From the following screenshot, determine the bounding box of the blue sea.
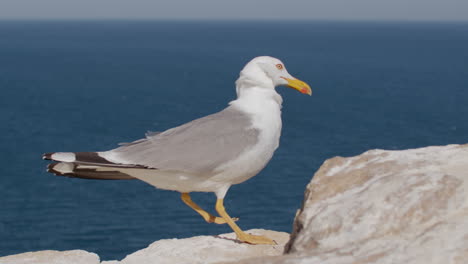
[0,21,467,260]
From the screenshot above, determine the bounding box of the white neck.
[233,71,283,107]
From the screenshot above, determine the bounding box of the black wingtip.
[43,153,53,160]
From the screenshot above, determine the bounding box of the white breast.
[211,88,283,186]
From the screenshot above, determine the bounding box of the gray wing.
[107,106,259,175]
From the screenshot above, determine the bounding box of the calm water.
[0,21,467,260]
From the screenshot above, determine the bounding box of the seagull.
[43,56,311,245]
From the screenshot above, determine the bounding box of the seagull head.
[237,56,312,96]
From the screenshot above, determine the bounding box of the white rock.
[119,229,289,264]
[0,230,287,264]
[0,250,100,264]
[237,144,468,264]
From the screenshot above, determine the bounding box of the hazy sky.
[1,0,467,21]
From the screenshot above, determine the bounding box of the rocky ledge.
[0,230,289,264]
[2,144,468,264]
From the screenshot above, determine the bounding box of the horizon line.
[0,18,467,23]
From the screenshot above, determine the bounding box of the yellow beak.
[282,77,312,95]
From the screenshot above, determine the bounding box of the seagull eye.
[276,64,283,70]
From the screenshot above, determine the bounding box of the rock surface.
[0,250,100,264]
[118,229,288,264]
[238,144,468,264]
[0,229,289,264]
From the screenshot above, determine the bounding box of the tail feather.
[47,162,136,180]
[43,151,148,168]
[43,153,53,160]
[43,151,147,180]
[43,152,114,164]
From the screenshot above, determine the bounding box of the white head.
[236,56,312,97]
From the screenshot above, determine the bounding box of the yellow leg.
[181,193,237,224]
[215,199,275,245]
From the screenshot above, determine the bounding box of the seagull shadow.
[213,235,244,244]
[213,235,278,245]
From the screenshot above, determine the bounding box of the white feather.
[51,152,76,162]
[52,162,74,174]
